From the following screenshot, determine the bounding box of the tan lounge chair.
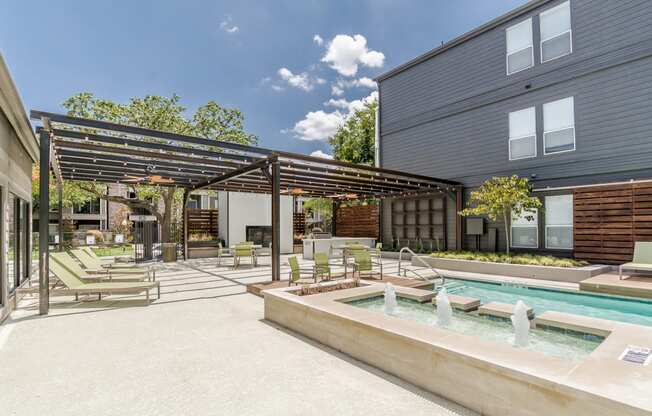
[80,246,135,267]
[49,255,160,301]
[620,242,652,280]
[71,249,152,279]
[51,252,150,282]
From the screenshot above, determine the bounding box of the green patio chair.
[49,255,159,301]
[313,252,332,281]
[343,244,368,277]
[352,250,383,280]
[288,256,317,286]
[370,242,383,260]
[51,252,149,283]
[217,242,233,266]
[620,242,652,280]
[233,244,254,269]
[71,249,151,278]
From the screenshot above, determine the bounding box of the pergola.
[31,110,462,315]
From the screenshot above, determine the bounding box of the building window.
[73,197,101,214]
[187,195,202,209]
[511,208,538,248]
[545,194,573,249]
[209,196,218,209]
[540,1,572,63]
[506,18,534,75]
[509,107,536,160]
[544,96,575,154]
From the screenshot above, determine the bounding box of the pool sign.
[619,345,651,366]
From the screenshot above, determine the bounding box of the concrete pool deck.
[0,257,476,416]
[264,282,652,415]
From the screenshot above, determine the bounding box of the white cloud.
[291,91,378,142]
[310,150,333,159]
[324,98,350,110]
[324,91,378,114]
[277,67,324,92]
[354,77,376,89]
[322,34,385,76]
[271,85,284,92]
[291,110,345,141]
[313,34,324,46]
[219,16,239,34]
[329,77,376,96]
[331,85,344,96]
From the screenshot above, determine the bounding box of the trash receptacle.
[162,243,177,263]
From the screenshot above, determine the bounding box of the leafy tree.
[459,175,542,255]
[35,93,257,243]
[328,100,376,165]
[302,198,333,231]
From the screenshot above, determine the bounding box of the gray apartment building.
[377,0,652,262]
[0,55,38,322]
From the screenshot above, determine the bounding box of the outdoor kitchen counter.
[302,237,375,260]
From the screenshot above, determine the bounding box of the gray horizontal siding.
[380,0,652,128]
[381,55,652,187]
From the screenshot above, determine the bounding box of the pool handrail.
[398,247,444,285]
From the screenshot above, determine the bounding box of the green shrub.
[430,251,588,268]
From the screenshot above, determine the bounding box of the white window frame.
[506,18,534,75]
[543,96,576,156]
[539,1,573,64]
[544,194,573,250]
[511,208,539,249]
[508,107,537,161]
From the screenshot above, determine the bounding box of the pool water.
[348,296,601,362]
[442,279,652,327]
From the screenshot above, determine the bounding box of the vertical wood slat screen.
[335,205,379,239]
[186,209,219,238]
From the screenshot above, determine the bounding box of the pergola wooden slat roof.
[30,109,461,315]
[31,110,460,199]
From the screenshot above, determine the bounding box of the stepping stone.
[433,294,481,312]
[478,301,534,320]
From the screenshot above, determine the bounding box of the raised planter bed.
[379,251,413,260]
[415,255,610,283]
[187,246,218,259]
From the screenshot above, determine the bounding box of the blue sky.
[1,0,527,157]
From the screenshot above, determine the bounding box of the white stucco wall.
[219,192,293,253]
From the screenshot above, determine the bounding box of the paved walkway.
[0,256,475,416]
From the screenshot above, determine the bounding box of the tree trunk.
[160,188,177,243]
[503,210,510,255]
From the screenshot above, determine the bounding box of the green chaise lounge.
[71,249,152,279]
[81,246,135,267]
[80,246,142,269]
[51,252,150,282]
[620,242,652,280]
[49,255,160,301]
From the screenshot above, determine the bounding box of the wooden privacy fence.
[335,204,379,239]
[574,182,652,264]
[186,208,219,238]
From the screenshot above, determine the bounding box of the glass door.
[6,192,16,294]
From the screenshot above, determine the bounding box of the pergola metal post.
[182,189,189,261]
[331,200,339,236]
[271,159,281,281]
[455,186,463,251]
[38,129,50,315]
[57,182,63,252]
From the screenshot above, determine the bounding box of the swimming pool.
[442,279,652,327]
[348,296,602,361]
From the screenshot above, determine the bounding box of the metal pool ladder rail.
[397,247,444,286]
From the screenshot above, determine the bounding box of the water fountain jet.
[511,300,531,347]
[436,287,453,327]
[384,283,397,315]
